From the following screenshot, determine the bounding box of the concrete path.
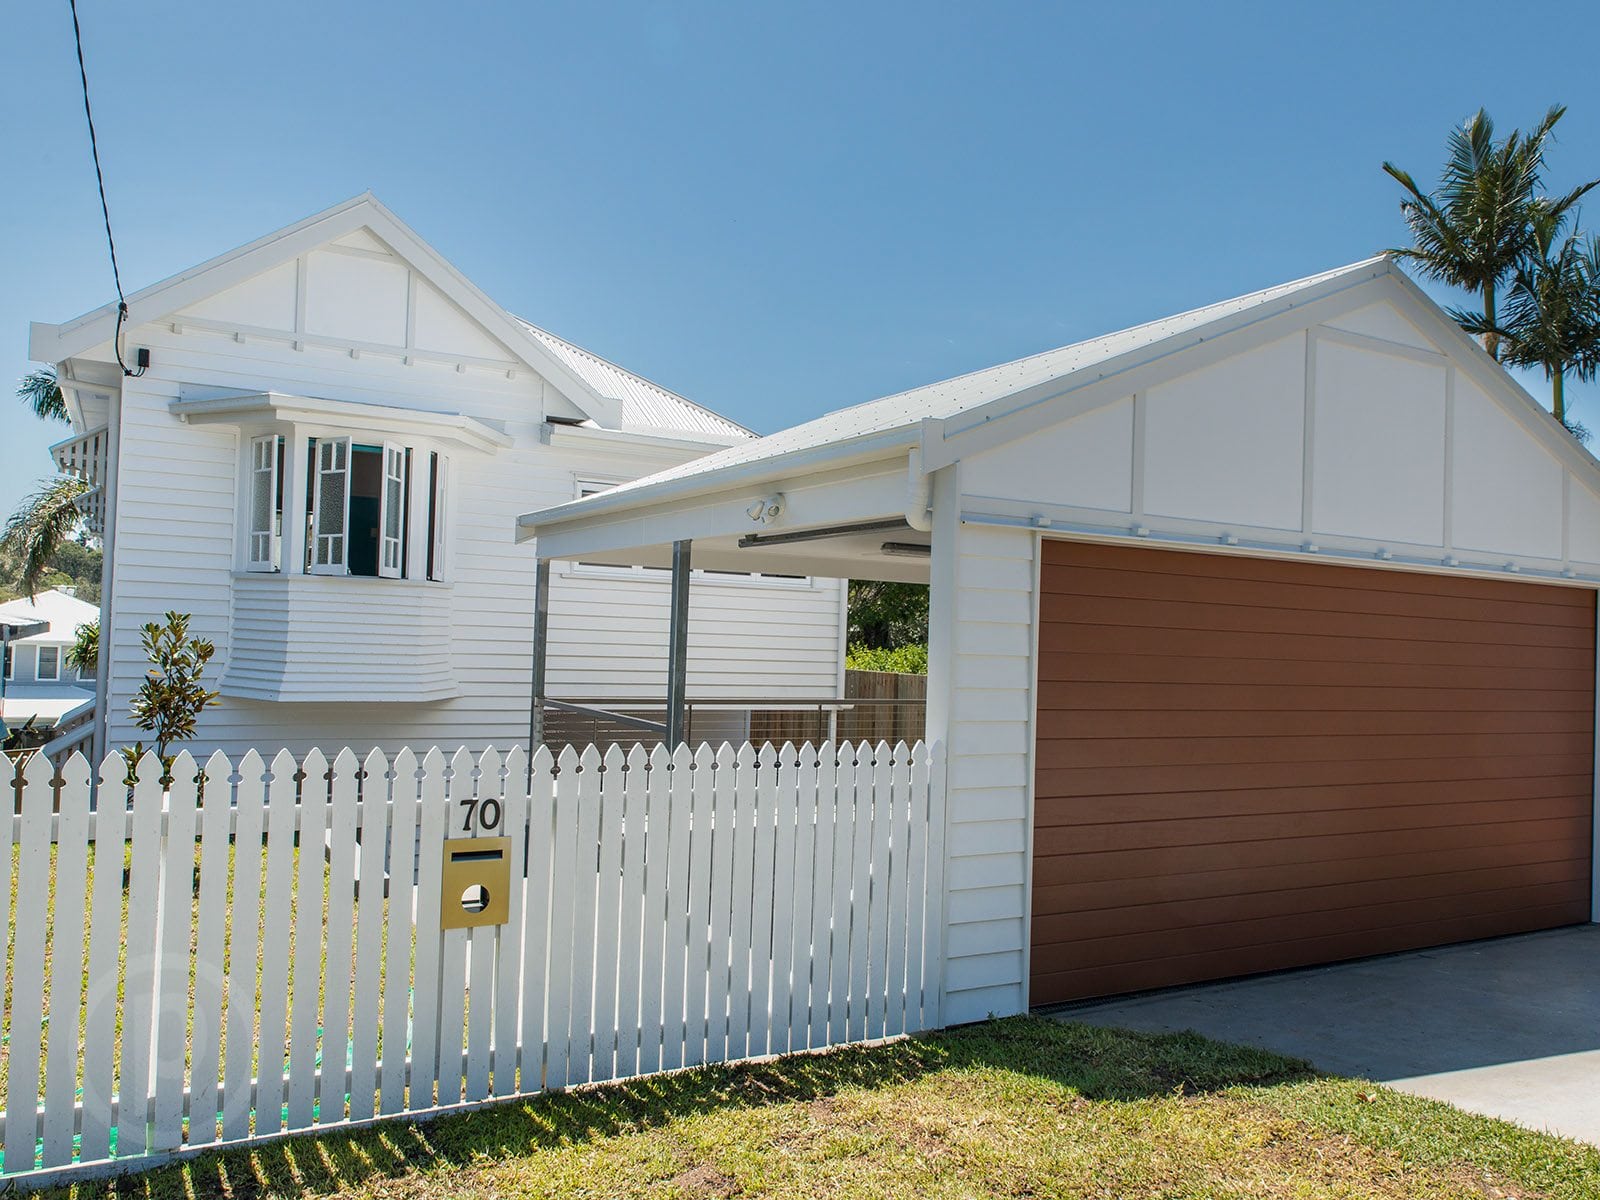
[1057,926,1600,1145]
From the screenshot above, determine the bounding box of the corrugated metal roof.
[514,318,752,442]
[0,589,99,644]
[546,258,1387,509]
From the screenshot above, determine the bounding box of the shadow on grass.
[56,1017,1314,1200]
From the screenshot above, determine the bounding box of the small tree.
[67,620,99,676]
[128,612,218,780]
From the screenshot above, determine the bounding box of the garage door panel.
[1037,730,1589,771]
[1042,623,1590,671]
[1035,774,1594,827]
[1033,793,1589,857]
[1031,879,1590,975]
[1040,560,1590,629]
[1049,707,1593,740]
[1032,540,1595,1004]
[1044,541,1597,607]
[1044,594,1594,649]
[1039,650,1591,692]
[1035,840,1588,915]
[1033,813,1589,888]
[1032,901,1587,1006]
[1038,751,1593,799]
[1032,859,1592,945]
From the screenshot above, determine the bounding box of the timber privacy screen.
[0,739,940,1185]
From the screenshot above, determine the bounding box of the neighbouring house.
[29,195,847,761]
[518,257,1600,1020]
[0,587,98,734]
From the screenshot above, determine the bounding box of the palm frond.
[17,369,68,423]
[0,477,89,598]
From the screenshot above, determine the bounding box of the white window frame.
[427,451,450,583]
[246,434,282,572]
[309,436,353,575]
[36,645,60,682]
[378,441,407,579]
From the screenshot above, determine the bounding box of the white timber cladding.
[957,294,1600,580]
[82,221,844,759]
[928,466,1036,1024]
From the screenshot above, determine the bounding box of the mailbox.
[440,836,511,930]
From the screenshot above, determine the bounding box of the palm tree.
[1460,209,1600,428]
[1,477,88,598]
[17,368,68,423]
[1383,106,1598,360]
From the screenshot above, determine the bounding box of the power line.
[67,0,144,377]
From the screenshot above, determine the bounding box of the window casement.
[2,644,11,680]
[243,432,449,582]
[247,434,285,571]
[36,645,60,682]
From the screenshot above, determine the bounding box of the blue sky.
[3,1,1598,518]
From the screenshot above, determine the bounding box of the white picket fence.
[0,739,940,1185]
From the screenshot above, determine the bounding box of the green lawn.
[38,1015,1600,1199]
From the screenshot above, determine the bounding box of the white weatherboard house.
[521,258,1600,1022]
[30,195,846,761]
[0,588,98,730]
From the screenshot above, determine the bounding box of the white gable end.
[178,258,299,330]
[956,289,1600,584]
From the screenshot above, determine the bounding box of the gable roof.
[0,589,99,644]
[28,193,721,432]
[515,319,751,442]
[517,256,1599,535]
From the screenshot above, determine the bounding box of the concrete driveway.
[1057,926,1600,1145]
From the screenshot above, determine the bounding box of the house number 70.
[459,795,503,834]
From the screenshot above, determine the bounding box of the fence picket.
[286,750,331,1130]
[41,755,90,1167]
[904,743,930,1031]
[464,747,501,1102]
[517,747,555,1094]
[768,744,800,1056]
[682,743,716,1068]
[787,744,819,1053]
[152,753,201,1151]
[704,743,737,1064]
[589,745,627,1082]
[826,744,858,1048]
[613,744,648,1078]
[256,750,302,1135]
[321,749,361,1124]
[4,753,56,1174]
[659,743,693,1071]
[410,747,449,1111]
[490,747,529,1097]
[2,736,938,1186]
[437,747,475,1107]
[187,752,234,1148]
[726,743,757,1060]
[221,751,268,1141]
[348,749,391,1121]
[116,759,167,1157]
[379,748,420,1116]
[544,746,580,1088]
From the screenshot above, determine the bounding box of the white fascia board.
[169,392,514,451]
[30,193,622,428]
[923,265,1396,470]
[515,428,923,540]
[526,459,910,559]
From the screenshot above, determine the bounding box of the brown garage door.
[1032,540,1595,1006]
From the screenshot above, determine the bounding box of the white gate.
[0,739,941,1184]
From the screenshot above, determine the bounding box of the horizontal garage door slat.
[1032,540,1595,1006]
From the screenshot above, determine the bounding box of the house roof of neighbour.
[518,257,1399,530]
[0,589,99,644]
[515,319,752,443]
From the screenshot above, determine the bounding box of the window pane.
[37,646,59,680]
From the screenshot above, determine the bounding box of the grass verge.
[37,1015,1600,1199]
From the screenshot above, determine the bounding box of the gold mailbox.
[440,837,511,930]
